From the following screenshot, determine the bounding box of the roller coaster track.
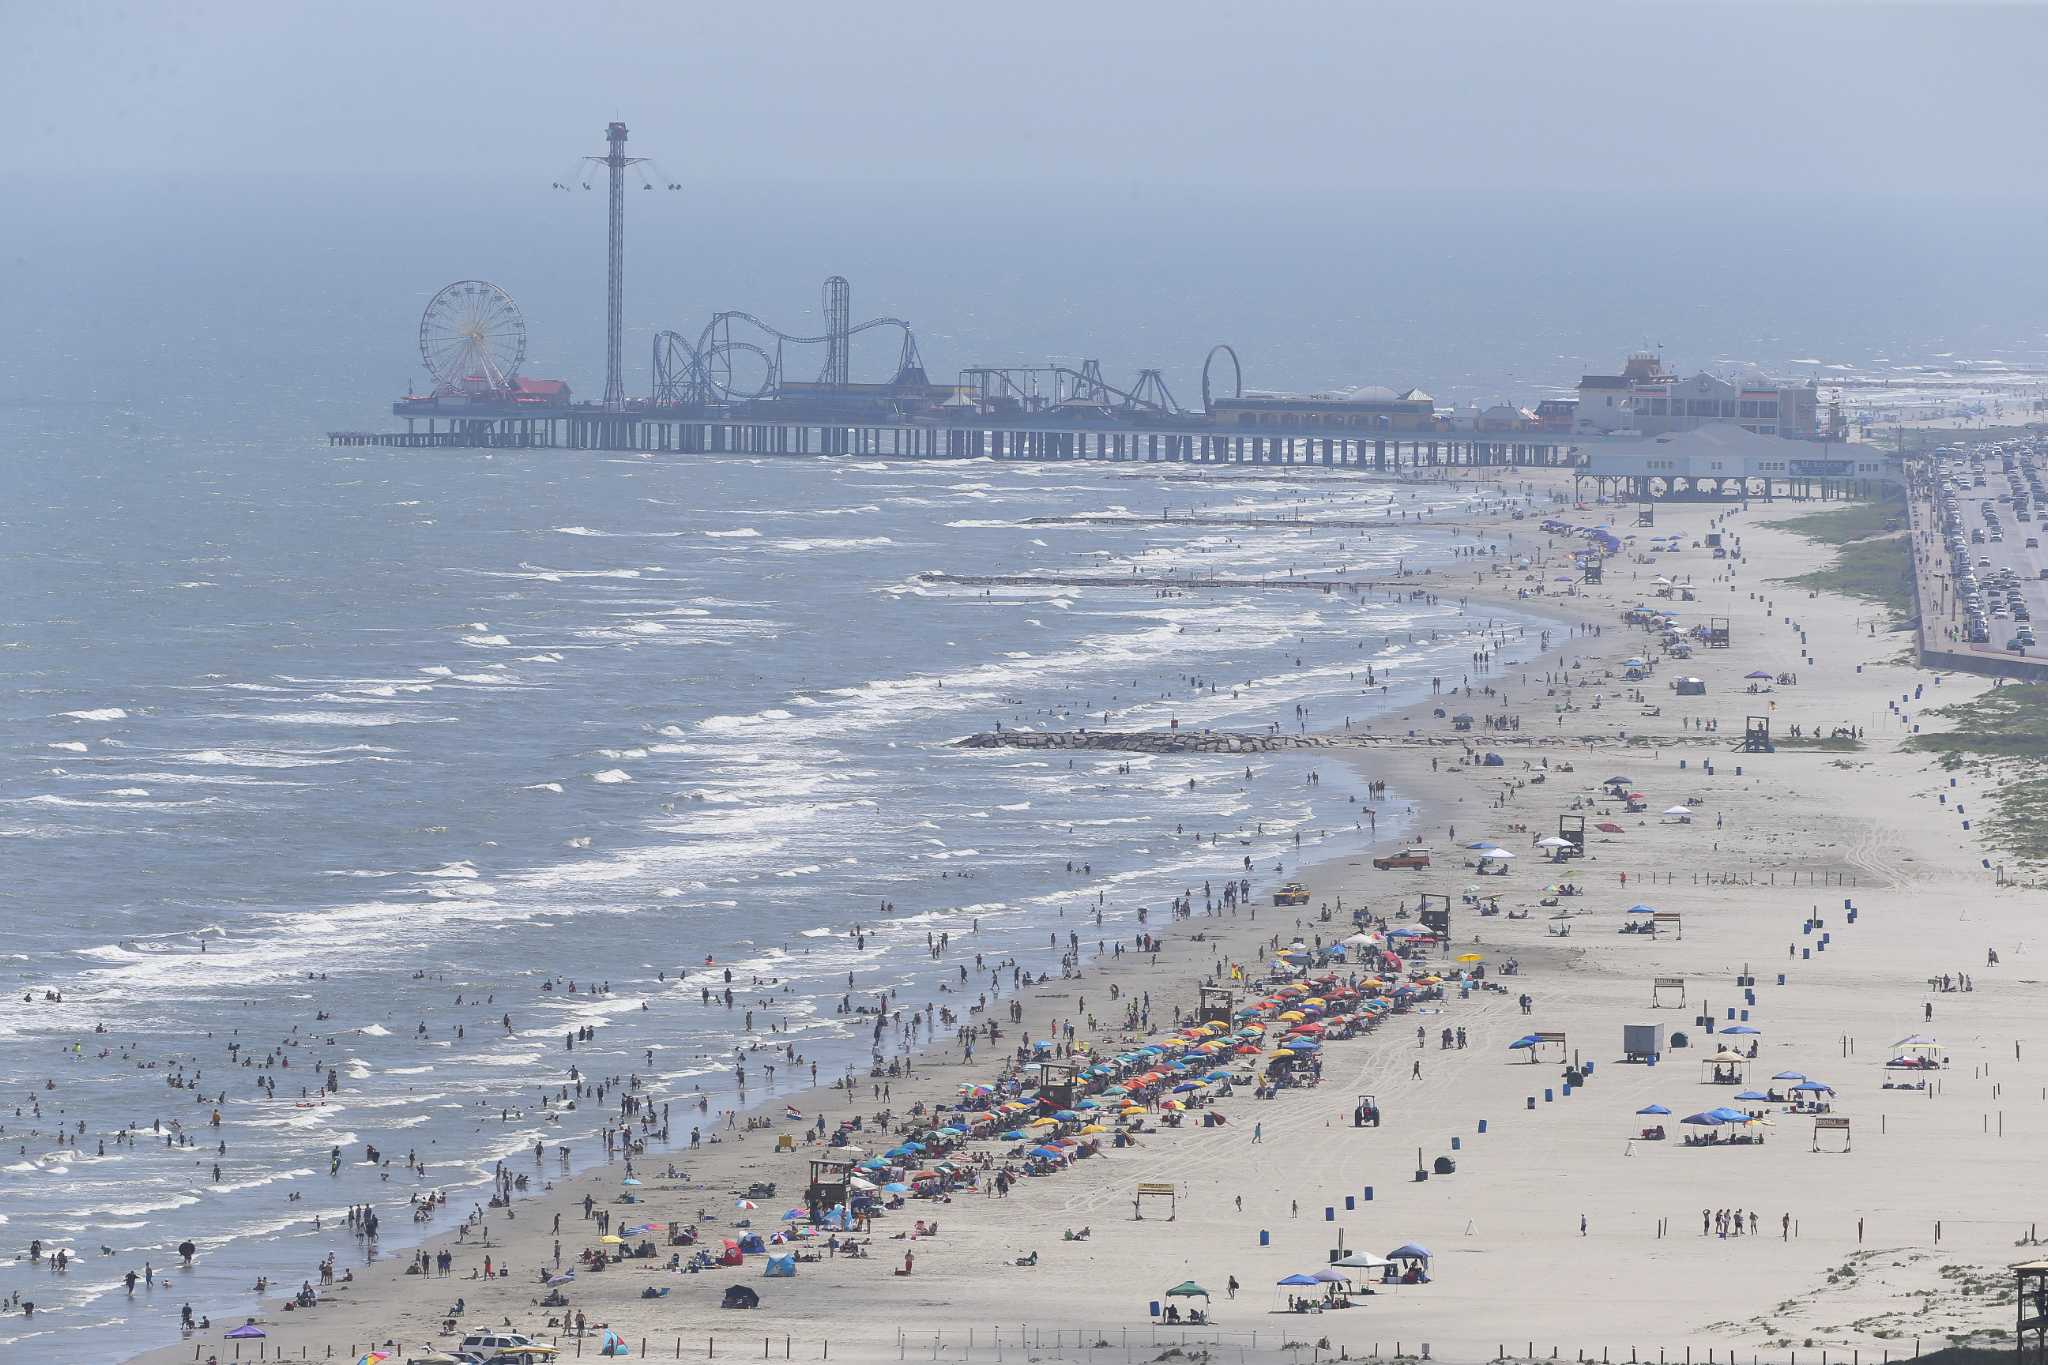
[652,311,924,405]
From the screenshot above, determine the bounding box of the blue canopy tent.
[763,1254,796,1278]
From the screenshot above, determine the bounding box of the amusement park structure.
[355,117,1584,473]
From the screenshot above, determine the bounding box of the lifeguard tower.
[2017,1259,2048,1365]
[806,1155,855,1213]
[1557,813,1586,856]
[1708,616,1732,648]
[1739,716,1775,753]
[1034,1057,1082,1110]
[1198,984,1237,1027]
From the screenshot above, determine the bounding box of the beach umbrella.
[734,1198,758,1210]
[1030,1146,1062,1159]
[1386,1244,1432,1262]
[600,1234,626,1244]
[1662,805,1693,816]
[1722,1025,1761,1035]
[850,1176,878,1192]
[781,1209,807,1221]
[883,1182,911,1193]
[621,1177,642,1186]
[357,1355,392,1365]
[1745,670,1774,679]
[1166,1280,1210,1298]
[1636,1104,1671,1115]
[225,1324,267,1340]
[546,1270,577,1287]
[1000,1129,1027,1140]
[1535,836,1573,849]
[1478,847,1515,859]
[1508,1036,1539,1050]
[1455,952,1484,963]
[1276,1273,1322,1286]
[1464,840,1497,849]
[1595,822,1625,834]
[1604,775,1633,785]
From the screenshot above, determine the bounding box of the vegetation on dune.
[1770,493,1914,617]
[1907,683,2048,860]
[1771,490,1907,547]
[1779,536,1914,616]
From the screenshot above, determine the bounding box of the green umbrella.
[1166,1280,1210,1298]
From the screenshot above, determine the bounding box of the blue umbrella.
[1386,1244,1432,1261]
[1508,1036,1539,1050]
[1282,1039,1320,1052]
[1722,1025,1760,1035]
[882,1182,910,1193]
[1029,1146,1062,1159]
[1636,1104,1671,1116]
[1000,1129,1027,1140]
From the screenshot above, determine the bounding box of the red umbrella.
[1596,821,1624,834]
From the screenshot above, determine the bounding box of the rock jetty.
[954,729,1335,754]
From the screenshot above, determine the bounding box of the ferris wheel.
[419,280,527,393]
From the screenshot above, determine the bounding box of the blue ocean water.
[0,180,2038,1359]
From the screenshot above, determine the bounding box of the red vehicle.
[1372,851,1431,871]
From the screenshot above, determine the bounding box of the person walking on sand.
[1251,1122,1263,1144]
[1412,1059,1421,1079]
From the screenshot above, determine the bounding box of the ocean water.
[0,426,1548,1357]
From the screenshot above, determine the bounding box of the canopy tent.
[1636,1104,1671,1116]
[1165,1281,1210,1299]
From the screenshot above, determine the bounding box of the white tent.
[1534,836,1572,849]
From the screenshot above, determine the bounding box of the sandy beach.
[122,470,2048,1365]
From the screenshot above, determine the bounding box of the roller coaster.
[649,276,1243,421]
[651,276,926,406]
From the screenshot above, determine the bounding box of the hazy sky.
[8,1,2044,192]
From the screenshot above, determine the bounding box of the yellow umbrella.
[1080,1123,1108,1134]
[1029,1116,1057,1127]
[599,1234,625,1244]
[1455,953,1484,963]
